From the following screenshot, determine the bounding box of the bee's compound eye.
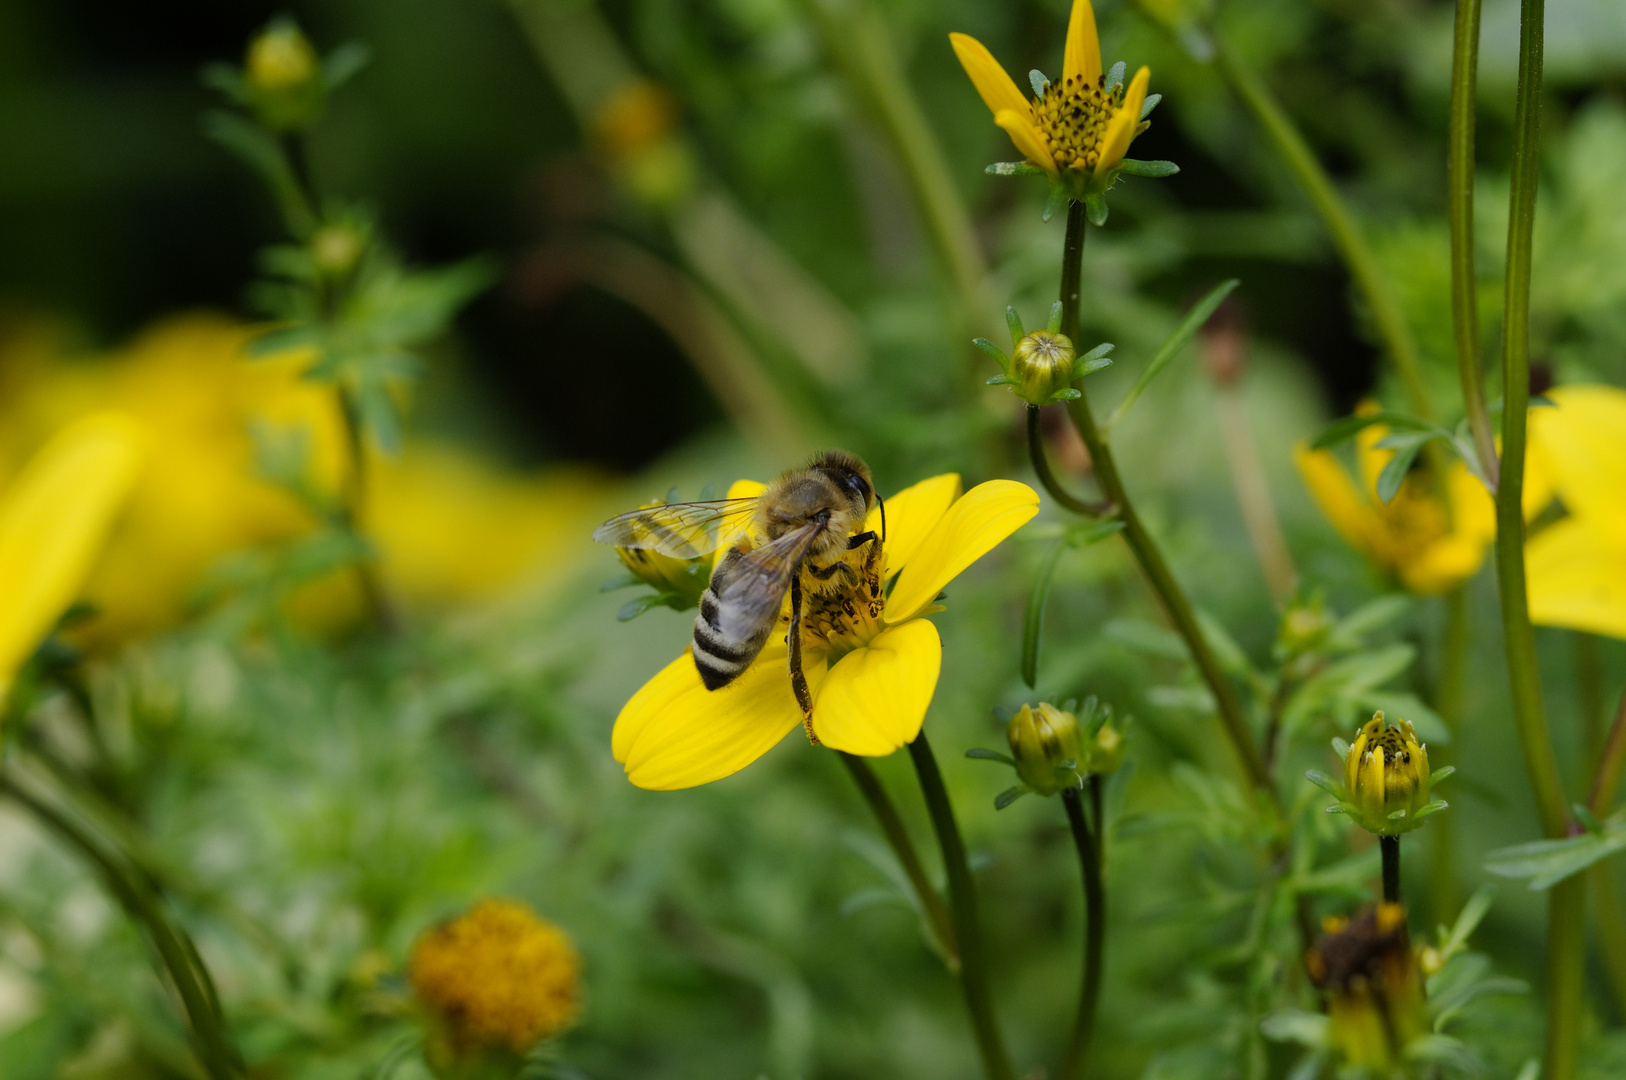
[845,471,870,500]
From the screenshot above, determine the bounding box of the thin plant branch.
[1449,0,1499,484]
[1026,406,1111,517]
[1057,780,1105,1080]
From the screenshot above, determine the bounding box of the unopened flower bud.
[1344,712,1435,836]
[1009,330,1076,406]
[1007,702,1082,795]
[245,19,325,131]
[1087,720,1126,775]
[1305,902,1427,1069]
[311,223,364,276]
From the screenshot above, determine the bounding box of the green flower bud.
[1305,903,1427,1070]
[1007,702,1082,795]
[312,223,365,277]
[1009,330,1076,406]
[1086,720,1126,775]
[245,19,325,131]
[1310,711,1450,837]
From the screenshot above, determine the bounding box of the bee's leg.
[846,530,879,550]
[788,573,818,744]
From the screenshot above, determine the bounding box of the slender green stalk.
[1026,405,1109,517]
[0,765,237,1079]
[1448,0,1498,483]
[1057,203,1272,795]
[1211,38,1433,422]
[837,752,959,968]
[1586,688,1626,819]
[1496,0,1581,1071]
[1429,589,1469,926]
[906,732,1014,1080]
[334,387,397,631]
[1577,633,1605,781]
[1380,836,1401,905]
[1058,780,1105,1080]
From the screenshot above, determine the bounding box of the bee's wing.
[714,519,826,642]
[591,498,760,559]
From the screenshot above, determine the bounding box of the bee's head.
[811,450,875,512]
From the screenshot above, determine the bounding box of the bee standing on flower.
[593,451,884,739]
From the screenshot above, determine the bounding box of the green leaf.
[1066,519,1125,547]
[1108,279,1239,427]
[203,110,315,237]
[1375,434,1429,502]
[966,748,1016,765]
[1260,1009,1329,1047]
[1484,826,1626,889]
[987,161,1050,177]
[1117,159,1179,178]
[245,324,320,358]
[1438,886,1496,960]
[1140,93,1162,119]
[1328,594,1412,646]
[986,374,1017,386]
[1195,608,1253,677]
[323,42,372,91]
[617,595,664,621]
[1309,410,1439,450]
[1104,619,1187,661]
[1083,193,1108,226]
[994,786,1029,810]
[1022,538,1069,688]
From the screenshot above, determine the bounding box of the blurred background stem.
[1057,203,1272,796]
[0,760,238,1080]
[838,752,959,968]
[1494,0,1582,1071]
[1430,588,1469,926]
[1448,0,1498,483]
[1057,779,1104,1080]
[1589,687,1626,1019]
[1210,36,1434,424]
[906,731,1014,1080]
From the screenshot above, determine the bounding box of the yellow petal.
[0,413,146,701]
[812,620,941,755]
[1293,442,1381,562]
[1352,404,1390,500]
[885,480,1039,623]
[1398,534,1485,595]
[717,478,766,567]
[994,110,1057,174]
[1063,0,1103,89]
[1095,66,1149,176]
[1445,459,1497,542]
[949,33,1032,122]
[614,641,821,790]
[1529,385,1626,531]
[1527,520,1626,641]
[865,473,962,580]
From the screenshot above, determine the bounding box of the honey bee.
[593,451,885,734]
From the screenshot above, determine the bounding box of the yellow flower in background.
[1304,903,1428,1070]
[0,315,603,641]
[0,413,145,705]
[1524,384,1626,639]
[410,899,581,1069]
[1294,405,1494,594]
[613,474,1039,789]
[951,0,1151,188]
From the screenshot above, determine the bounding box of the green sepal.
[1414,800,1450,820]
[1047,388,1082,401]
[1430,765,1457,785]
[1117,159,1180,178]
[1046,300,1065,334]
[1084,193,1108,226]
[1332,736,1352,759]
[987,161,1050,177]
[986,374,1018,386]
[1305,770,1343,798]
[1076,356,1112,376]
[618,595,665,621]
[973,337,1009,365]
[1005,306,1025,347]
[966,747,1016,766]
[994,786,1030,810]
[1104,61,1126,93]
[1042,186,1070,222]
[599,573,642,593]
[1029,69,1049,99]
[1140,93,1162,119]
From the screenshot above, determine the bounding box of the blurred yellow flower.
[0,412,145,705]
[1294,405,1494,594]
[613,474,1038,789]
[1305,903,1428,1070]
[0,315,603,640]
[410,898,581,1067]
[951,0,1151,187]
[1524,384,1626,639]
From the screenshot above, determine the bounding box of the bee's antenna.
[877,493,887,543]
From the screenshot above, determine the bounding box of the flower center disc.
[1034,76,1116,171]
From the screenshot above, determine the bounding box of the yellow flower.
[0,413,145,705]
[1305,903,1428,1070]
[1338,712,1442,837]
[950,0,1152,189]
[1523,384,1626,640]
[410,899,582,1068]
[613,474,1040,789]
[1294,404,1494,594]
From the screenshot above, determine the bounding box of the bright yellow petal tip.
[867,473,962,580]
[885,480,1039,623]
[1063,0,1104,90]
[812,620,942,756]
[949,33,1032,123]
[1096,66,1150,176]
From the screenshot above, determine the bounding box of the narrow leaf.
[1117,159,1180,178]
[1022,538,1069,688]
[1109,279,1239,426]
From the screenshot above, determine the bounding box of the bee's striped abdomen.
[693,550,775,690]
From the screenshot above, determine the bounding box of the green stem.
[1577,632,1605,783]
[1380,836,1401,905]
[1586,687,1626,819]
[1057,203,1272,796]
[1448,0,1498,483]
[1026,405,1109,517]
[1211,37,1433,422]
[1593,865,1626,1023]
[1429,589,1469,926]
[0,763,237,1078]
[1057,781,1105,1080]
[837,752,959,968]
[1023,536,1069,690]
[906,732,1014,1080]
[336,386,397,631]
[1496,0,1580,1071]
